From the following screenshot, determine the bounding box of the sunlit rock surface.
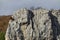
[5,8,60,40]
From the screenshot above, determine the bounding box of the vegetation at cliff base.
[0,32,5,40]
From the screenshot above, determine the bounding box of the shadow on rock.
[48,10,60,40]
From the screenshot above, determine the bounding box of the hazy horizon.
[0,0,60,15]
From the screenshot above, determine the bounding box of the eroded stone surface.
[5,8,60,40]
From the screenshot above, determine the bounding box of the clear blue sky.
[0,0,60,15]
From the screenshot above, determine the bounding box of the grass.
[0,32,5,40]
[0,15,11,40]
[0,15,11,32]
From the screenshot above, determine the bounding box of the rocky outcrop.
[5,8,60,40]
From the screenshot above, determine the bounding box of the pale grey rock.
[12,8,28,23]
[5,8,60,40]
[32,9,52,40]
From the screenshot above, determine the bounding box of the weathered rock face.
[5,8,60,40]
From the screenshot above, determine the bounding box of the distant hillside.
[0,15,11,32]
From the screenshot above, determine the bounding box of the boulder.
[5,8,60,40]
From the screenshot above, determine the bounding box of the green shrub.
[0,32,5,40]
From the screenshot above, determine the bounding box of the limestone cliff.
[5,8,60,40]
